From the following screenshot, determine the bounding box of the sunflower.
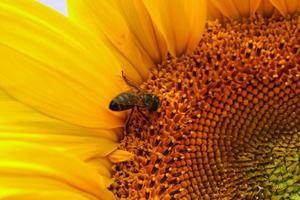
[0,0,299,200]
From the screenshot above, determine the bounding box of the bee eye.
[143,94,159,111]
[150,96,160,111]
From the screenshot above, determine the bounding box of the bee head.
[143,94,160,112]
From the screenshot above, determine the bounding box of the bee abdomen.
[109,100,123,111]
[109,92,136,111]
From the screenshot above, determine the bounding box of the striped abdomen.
[109,92,143,111]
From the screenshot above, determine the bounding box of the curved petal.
[269,0,300,16]
[2,191,95,200]
[108,150,133,163]
[67,0,154,82]
[0,141,115,200]
[143,0,207,57]
[0,0,126,129]
[211,0,262,19]
[257,0,276,17]
[116,0,168,64]
[86,158,112,177]
[207,1,224,20]
[0,90,117,177]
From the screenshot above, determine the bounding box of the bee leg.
[125,108,135,135]
[137,107,150,122]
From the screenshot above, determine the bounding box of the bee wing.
[126,90,146,107]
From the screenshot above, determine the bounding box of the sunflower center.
[109,14,300,199]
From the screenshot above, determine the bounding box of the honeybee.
[109,71,160,133]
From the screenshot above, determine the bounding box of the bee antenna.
[121,70,128,81]
[120,70,141,91]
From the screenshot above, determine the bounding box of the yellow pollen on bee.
[109,14,300,199]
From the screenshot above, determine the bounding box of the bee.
[109,71,160,133]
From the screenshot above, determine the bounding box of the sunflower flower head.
[109,13,300,200]
[106,1,300,199]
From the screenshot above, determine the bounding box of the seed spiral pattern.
[109,14,300,199]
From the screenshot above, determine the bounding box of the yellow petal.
[0,141,114,200]
[0,89,118,169]
[0,90,118,140]
[66,141,118,161]
[67,0,153,82]
[2,191,94,200]
[211,0,261,19]
[257,0,276,17]
[144,0,207,57]
[210,0,240,19]
[116,0,168,64]
[0,0,125,129]
[108,150,134,163]
[207,1,224,20]
[87,158,112,177]
[269,0,300,16]
[0,85,117,181]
